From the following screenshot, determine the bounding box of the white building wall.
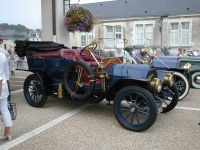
[41,0,70,47]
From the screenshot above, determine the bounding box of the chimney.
[26,28,30,34]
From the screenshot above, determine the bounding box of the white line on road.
[175,106,200,111]
[0,104,91,150]
[11,89,23,94]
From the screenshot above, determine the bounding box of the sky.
[0,0,114,30]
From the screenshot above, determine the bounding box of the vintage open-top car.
[14,40,178,132]
[124,44,192,100]
[125,44,200,89]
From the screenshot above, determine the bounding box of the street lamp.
[157,18,162,32]
[157,16,163,45]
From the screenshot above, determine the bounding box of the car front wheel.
[113,86,157,132]
[191,72,200,88]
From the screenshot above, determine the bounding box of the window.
[170,22,190,46]
[170,23,179,46]
[136,25,143,44]
[106,26,123,47]
[135,24,153,45]
[181,22,190,46]
[80,30,94,47]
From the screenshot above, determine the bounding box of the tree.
[0,23,28,32]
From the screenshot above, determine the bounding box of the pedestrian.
[154,48,162,56]
[16,56,24,69]
[183,49,187,56]
[114,45,132,63]
[0,35,11,101]
[8,48,16,76]
[132,47,148,64]
[113,39,132,63]
[0,52,13,141]
[177,48,184,56]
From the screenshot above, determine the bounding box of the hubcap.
[195,76,200,84]
[130,105,138,113]
[130,107,135,112]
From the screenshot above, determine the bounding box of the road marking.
[0,104,91,150]
[11,89,23,94]
[175,106,200,111]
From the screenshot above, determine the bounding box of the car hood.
[152,56,180,69]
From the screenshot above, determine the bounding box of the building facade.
[65,0,200,53]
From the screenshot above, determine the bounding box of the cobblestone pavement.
[0,71,199,150]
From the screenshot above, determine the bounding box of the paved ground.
[0,71,199,150]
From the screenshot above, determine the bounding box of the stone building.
[67,0,200,53]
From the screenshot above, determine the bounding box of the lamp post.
[157,16,163,46]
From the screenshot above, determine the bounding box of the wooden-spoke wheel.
[23,74,47,107]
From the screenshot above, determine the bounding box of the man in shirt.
[132,47,148,64]
[114,45,132,63]
[0,35,11,101]
[154,48,162,56]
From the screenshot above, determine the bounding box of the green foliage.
[0,23,27,32]
[25,37,29,41]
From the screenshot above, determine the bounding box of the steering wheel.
[80,43,97,56]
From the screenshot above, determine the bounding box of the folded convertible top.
[14,40,66,57]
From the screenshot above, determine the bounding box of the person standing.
[177,48,184,56]
[114,39,133,63]
[154,48,162,56]
[0,35,11,101]
[0,53,13,141]
[114,46,133,63]
[132,47,148,64]
[16,56,24,69]
[8,48,16,76]
[183,49,187,56]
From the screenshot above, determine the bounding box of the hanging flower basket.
[64,6,95,32]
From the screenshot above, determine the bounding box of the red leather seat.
[81,52,101,68]
[60,48,82,60]
[60,48,101,68]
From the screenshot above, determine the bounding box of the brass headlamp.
[150,78,162,93]
[164,74,174,87]
[97,62,106,74]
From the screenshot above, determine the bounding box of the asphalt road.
[0,86,199,150]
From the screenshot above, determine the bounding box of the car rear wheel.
[173,72,190,100]
[23,74,47,107]
[191,72,200,88]
[113,86,157,132]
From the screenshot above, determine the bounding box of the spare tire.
[63,61,96,100]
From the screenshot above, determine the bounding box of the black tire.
[63,61,96,100]
[23,74,47,107]
[155,84,178,113]
[191,72,200,88]
[113,86,157,132]
[173,72,190,100]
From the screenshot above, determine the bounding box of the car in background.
[125,44,200,89]
[124,45,171,56]
[187,50,200,57]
